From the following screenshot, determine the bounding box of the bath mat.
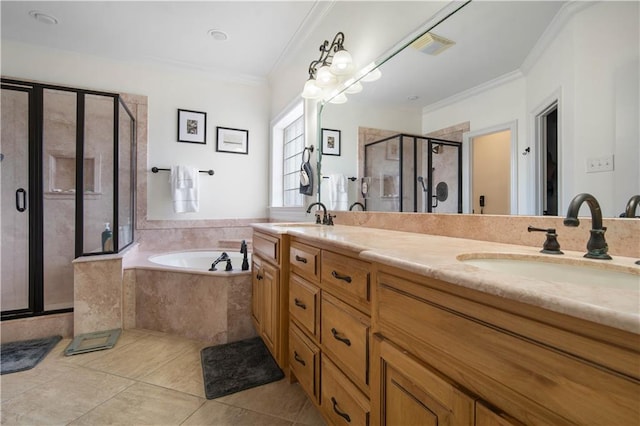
[64,329,121,356]
[201,336,284,399]
[0,335,62,375]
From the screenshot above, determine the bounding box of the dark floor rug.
[0,335,62,375]
[201,336,284,399]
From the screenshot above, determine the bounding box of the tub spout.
[240,240,249,271]
[209,252,230,271]
[563,193,611,260]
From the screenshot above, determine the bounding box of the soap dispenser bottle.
[102,222,113,252]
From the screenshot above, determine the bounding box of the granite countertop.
[253,223,640,334]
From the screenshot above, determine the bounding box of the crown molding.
[520,1,595,75]
[422,69,524,114]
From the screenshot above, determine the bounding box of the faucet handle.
[326,214,336,226]
[527,226,563,255]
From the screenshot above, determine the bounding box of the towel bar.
[151,167,214,175]
[322,176,357,181]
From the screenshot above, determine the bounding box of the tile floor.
[0,329,326,425]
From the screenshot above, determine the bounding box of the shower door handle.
[16,188,27,212]
[431,195,438,209]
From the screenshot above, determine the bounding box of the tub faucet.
[209,252,230,271]
[563,193,611,260]
[349,202,365,211]
[621,195,640,218]
[240,240,249,271]
[306,202,334,225]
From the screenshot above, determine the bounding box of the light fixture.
[302,32,354,100]
[344,81,363,95]
[29,10,59,25]
[330,93,348,104]
[207,29,228,41]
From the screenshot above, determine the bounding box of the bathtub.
[123,249,256,343]
[149,250,250,272]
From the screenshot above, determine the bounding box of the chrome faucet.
[621,195,640,218]
[349,202,365,211]
[306,202,334,225]
[563,193,611,259]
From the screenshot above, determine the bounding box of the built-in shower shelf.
[47,152,101,196]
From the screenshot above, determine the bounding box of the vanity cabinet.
[371,335,475,426]
[372,264,640,425]
[251,231,289,369]
[288,237,372,424]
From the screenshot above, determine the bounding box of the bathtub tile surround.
[135,269,255,343]
[0,328,325,425]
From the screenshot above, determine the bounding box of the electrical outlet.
[586,155,614,173]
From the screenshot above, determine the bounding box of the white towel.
[170,165,199,213]
[328,174,349,211]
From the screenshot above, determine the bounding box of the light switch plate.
[586,155,614,173]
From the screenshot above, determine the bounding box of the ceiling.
[352,1,567,110]
[1,1,321,82]
[2,1,567,108]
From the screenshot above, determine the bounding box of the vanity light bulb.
[329,92,348,104]
[301,79,323,99]
[330,49,354,76]
[316,65,337,88]
[344,81,363,94]
[361,67,382,82]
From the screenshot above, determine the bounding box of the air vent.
[411,32,455,56]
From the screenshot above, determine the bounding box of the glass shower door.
[429,140,462,213]
[1,86,31,312]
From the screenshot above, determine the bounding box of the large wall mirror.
[318,0,639,218]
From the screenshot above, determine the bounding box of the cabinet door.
[251,257,263,328]
[261,261,279,357]
[373,336,474,426]
[476,402,524,426]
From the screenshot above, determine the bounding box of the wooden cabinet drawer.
[321,250,370,309]
[290,323,320,404]
[290,241,320,282]
[289,274,319,337]
[253,232,279,265]
[321,356,370,426]
[321,293,370,391]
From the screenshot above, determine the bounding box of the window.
[271,101,304,208]
[282,116,304,207]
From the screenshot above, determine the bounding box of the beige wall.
[472,130,511,215]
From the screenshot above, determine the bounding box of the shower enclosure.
[1,78,135,320]
[363,134,462,213]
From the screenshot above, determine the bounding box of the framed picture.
[216,126,249,154]
[322,128,341,156]
[177,109,207,144]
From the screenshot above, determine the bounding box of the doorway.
[462,121,518,215]
[536,103,559,215]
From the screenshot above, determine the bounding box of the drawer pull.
[331,397,351,423]
[331,270,352,283]
[331,328,351,346]
[293,351,306,366]
[256,273,263,280]
[295,255,308,264]
[294,298,307,309]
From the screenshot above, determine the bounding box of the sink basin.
[458,254,640,289]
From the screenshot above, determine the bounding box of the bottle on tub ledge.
[101,222,113,252]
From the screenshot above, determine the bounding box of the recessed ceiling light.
[207,29,228,41]
[28,10,59,25]
[408,95,419,101]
